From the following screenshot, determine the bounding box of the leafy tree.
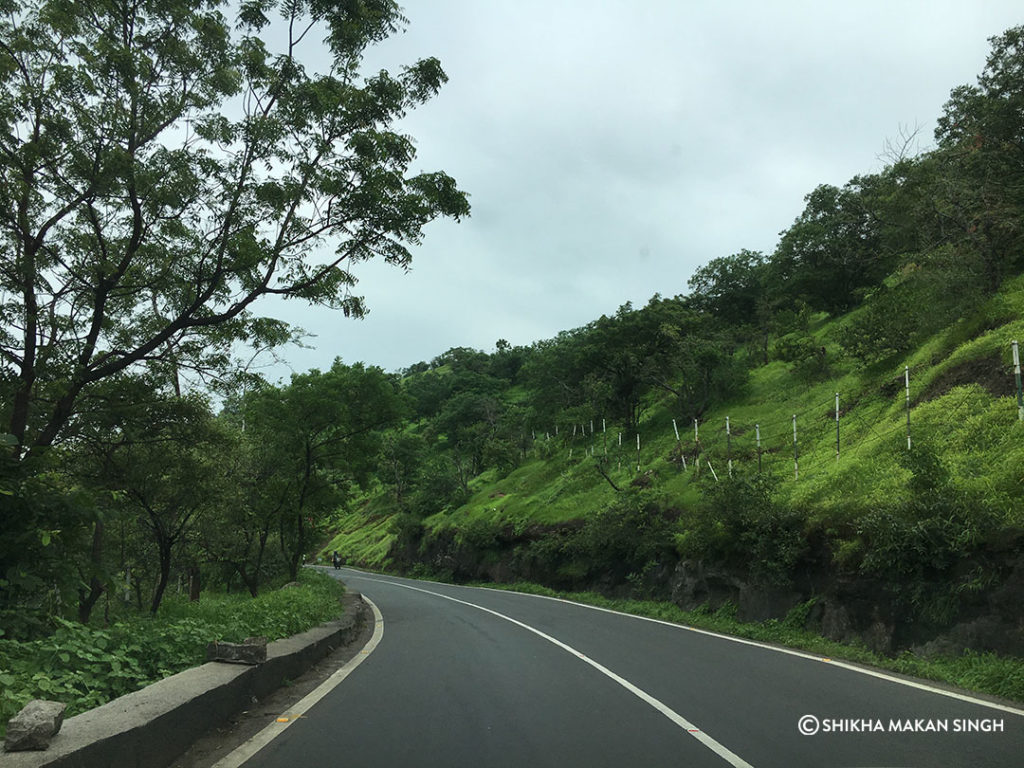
[409,454,466,517]
[934,25,1024,290]
[378,430,425,508]
[403,370,454,419]
[687,249,767,328]
[857,441,1001,624]
[198,412,289,596]
[430,347,491,375]
[0,449,92,636]
[489,339,528,383]
[518,296,745,429]
[0,0,466,591]
[0,0,467,456]
[677,475,805,585]
[433,391,502,482]
[99,394,227,613]
[769,182,887,313]
[518,329,590,427]
[567,490,675,586]
[246,360,403,579]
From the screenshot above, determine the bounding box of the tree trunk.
[237,563,259,597]
[188,565,201,602]
[150,538,172,614]
[77,519,105,623]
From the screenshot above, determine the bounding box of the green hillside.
[320,26,1024,669]
[326,274,1024,577]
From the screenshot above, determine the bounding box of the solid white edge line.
[468,585,1024,719]
[211,596,385,768]
[342,567,1024,719]
[356,575,755,768]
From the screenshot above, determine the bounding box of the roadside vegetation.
[0,570,344,739]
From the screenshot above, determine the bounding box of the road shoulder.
[169,590,373,768]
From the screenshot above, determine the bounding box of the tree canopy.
[0,0,469,457]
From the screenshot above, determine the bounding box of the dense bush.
[835,247,987,365]
[0,570,343,737]
[772,334,830,381]
[676,475,807,585]
[855,442,1003,623]
[566,490,675,584]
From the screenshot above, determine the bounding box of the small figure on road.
[332,551,341,569]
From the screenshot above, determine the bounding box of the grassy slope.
[325,274,1024,566]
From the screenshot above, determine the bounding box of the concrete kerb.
[0,592,368,768]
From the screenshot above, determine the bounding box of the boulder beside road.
[4,700,66,752]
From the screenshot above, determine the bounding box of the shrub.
[772,334,829,381]
[856,442,1003,623]
[0,570,343,738]
[677,474,806,585]
[567,490,675,583]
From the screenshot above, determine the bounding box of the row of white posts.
[544,341,1024,479]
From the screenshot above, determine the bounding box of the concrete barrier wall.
[0,594,367,768]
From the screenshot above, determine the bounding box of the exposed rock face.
[4,699,66,752]
[384,511,1024,659]
[206,636,268,665]
[737,584,803,624]
[670,560,903,653]
[669,560,744,612]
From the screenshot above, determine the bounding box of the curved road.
[230,568,1023,767]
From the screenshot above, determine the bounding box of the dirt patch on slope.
[918,353,1015,403]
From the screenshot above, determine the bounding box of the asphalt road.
[235,569,1024,767]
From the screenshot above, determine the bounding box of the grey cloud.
[257,0,1024,379]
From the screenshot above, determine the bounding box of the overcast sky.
[258,0,1023,381]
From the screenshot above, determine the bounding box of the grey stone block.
[4,700,66,752]
[206,636,268,665]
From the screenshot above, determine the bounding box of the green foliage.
[1,0,467,456]
[504,490,676,588]
[0,570,342,738]
[0,454,98,637]
[0,0,467,609]
[769,181,892,314]
[677,475,807,585]
[568,490,675,583]
[411,455,469,516]
[687,249,767,327]
[241,360,405,580]
[771,334,829,381]
[855,442,1003,623]
[388,512,425,551]
[835,247,988,365]
[935,26,1024,290]
[891,650,1024,703]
